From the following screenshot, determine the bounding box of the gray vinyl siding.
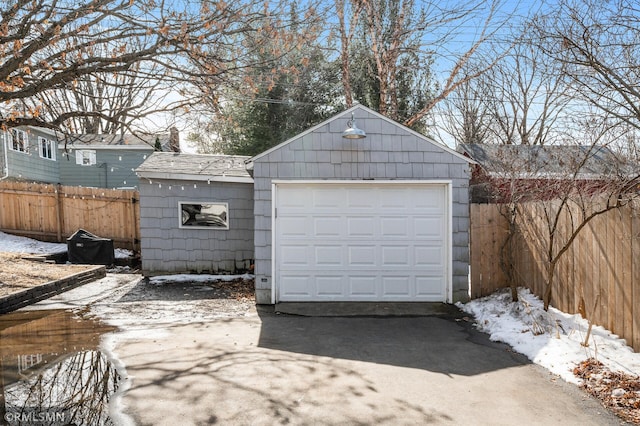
[252,107,471,304]
[59,148,151,188]
[1,128,59,183]
[139,179,254,275]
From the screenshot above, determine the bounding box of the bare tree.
[332,0,516,128]
[0,0,312,135]
[441,24,573,147]
[483,39,573,146]
[533,0,640,135]
[438,70,493,146]
[401,0,514,128]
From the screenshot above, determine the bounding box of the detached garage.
[248,105,473,305]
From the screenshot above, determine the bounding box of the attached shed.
[136,152,254,276]
[248,105,473,304]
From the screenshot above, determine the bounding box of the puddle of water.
[0,309,119,425]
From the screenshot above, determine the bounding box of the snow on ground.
[149,273,254,284]
[3,231,640,387]
[459,288,640,385]
[0,230,132,258]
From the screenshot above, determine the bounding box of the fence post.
[130,195,139,252]
[632,204,640,352]
[55,184,64,242]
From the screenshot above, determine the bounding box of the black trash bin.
[67,229,115,265]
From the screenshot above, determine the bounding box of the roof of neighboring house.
[58,133,168,150]
[457,143,629,179]
[136,152,253,183]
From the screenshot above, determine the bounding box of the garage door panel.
[415,276,446,297]
[280,245,310,266]
[414,188,444,208]
[278,188,312,210]
[349,276,378,296]
[378,188,409,208]
[280,276,313,297]
[382,276,411,296]
[347,189,376,208]
[315,245,343,266]
[415,246,445,266]
[315,276,343,296]
[381,246,410,266]
[276,183,449,302]
[381,217,409,237]
[279,217,309,237]
[348,246,377,266]
[314,217,342,236]
[414,217,445,239]
[347,217,376,237]
[314,188,344,208]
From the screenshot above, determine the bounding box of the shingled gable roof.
[136,152,253,183]
[457,143,629,180]
[247,104,474,165]
[58,133,168,149]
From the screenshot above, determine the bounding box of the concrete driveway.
[114,305,620,425]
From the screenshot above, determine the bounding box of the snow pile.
[459,288,640,384]
[0,230,68,254]
[149,273,254,284]
[0,230,132,258]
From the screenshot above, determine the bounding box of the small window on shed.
[179,202,229,230]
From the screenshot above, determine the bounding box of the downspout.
[1,130,9,180]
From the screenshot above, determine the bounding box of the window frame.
[76,149,97,166]
[38,136,56,161]
[178,201,229,230]
[10,129,27,153]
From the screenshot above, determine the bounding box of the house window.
[76,150,96,166]
[179,202,229,229]
[38,137,56,160]
[10,129,27,153]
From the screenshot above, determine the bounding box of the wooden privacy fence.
[0,181,139,251]
[471,202,640,351]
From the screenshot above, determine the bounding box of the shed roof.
[457,143,628,179]
[136,152,253,183]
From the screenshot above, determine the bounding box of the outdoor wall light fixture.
[342,112,366,139]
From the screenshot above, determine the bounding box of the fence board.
[470,202,640,352]
[632,205,640,350]
[0,181,139,251]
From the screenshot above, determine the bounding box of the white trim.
[272,179,451,185]
[137,170,253,183]
[58,143,152,151]
[1,130,9,179]
[271,182,277,304]
[38,136,56,161]
[249,104,474,165]
[271,179,453,303]
[75,149,97,166]
[9,129,28,153]
[446,181,453,303]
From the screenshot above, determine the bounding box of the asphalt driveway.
[18,275,622,425]
[116,306,620,425]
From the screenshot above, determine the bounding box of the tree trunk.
[543,260,557,311]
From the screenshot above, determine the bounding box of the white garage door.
[274,181,450,302]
